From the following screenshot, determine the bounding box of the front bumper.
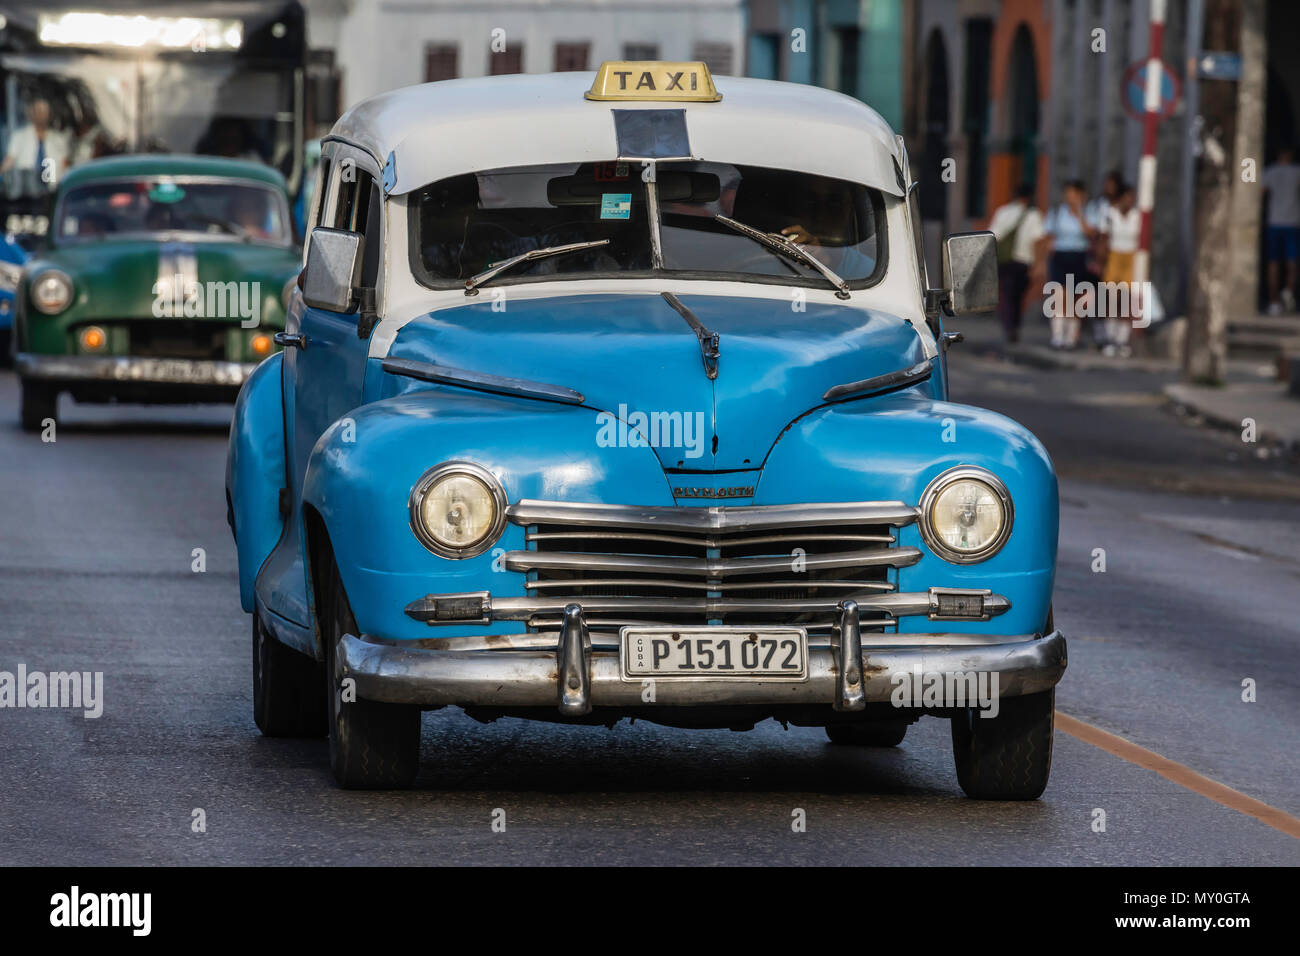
[339,603,1067,714]
[16,352,258,387]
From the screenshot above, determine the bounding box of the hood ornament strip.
[382,357,585,405]
[822,360,932,403]
[661,291,719,380]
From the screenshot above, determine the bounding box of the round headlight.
[31,270,73,315]
[919,467,1012,563]
[409,462,506,558]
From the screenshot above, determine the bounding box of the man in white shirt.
[1,99,71,193]
[1263,146,1300,314]
[987,183,1044,343]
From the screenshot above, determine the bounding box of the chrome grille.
[504,499,921,636]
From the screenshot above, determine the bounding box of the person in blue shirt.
[1042,179,1100,349]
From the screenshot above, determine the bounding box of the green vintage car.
[12,155,301,430]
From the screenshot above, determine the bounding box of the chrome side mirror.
[941,231,998,316]
[302,227,363,313]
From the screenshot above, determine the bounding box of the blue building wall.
[744,0,903,131]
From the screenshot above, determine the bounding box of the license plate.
[112,358,241,385]
[113,358,197,381]
[620,626,807,680]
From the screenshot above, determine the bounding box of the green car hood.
[29,238,300,327]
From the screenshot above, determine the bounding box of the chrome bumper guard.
[15,352,257,387]
[403,588,1012,625]
[340,601,1067,714]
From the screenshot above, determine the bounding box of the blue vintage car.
[227,62,1066,794]
[0,232,26,359]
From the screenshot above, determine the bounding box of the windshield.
[54,177,290,244]
[0,52,299,200]
[410,161,883,289]
[139,62,297,184]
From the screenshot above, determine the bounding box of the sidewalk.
[1163,380,1300,449]
[956,312,1300,451]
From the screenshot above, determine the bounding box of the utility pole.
[1184,0,1258,384]
[1228,0,1267,321]
[1133,0,1166,313]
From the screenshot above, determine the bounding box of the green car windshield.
[409,161,884,290]
[55,178,290,245]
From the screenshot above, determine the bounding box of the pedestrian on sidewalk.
[1263,145,1300,315]
[988,182,1044,344]
[1086,170,1124,244]
[1100,184,1140,357]
[1085,170,1124,343]
[1042,180,1099,349]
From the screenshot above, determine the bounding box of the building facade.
[745,0,906,132]
[303,0,746,112]
[744,0,1291,319]
[299,0,1291,316]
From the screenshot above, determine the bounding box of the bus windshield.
[139,62,298,176]
[0,2,306,243]
[0,53,297,185]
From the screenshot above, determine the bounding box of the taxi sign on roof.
[585,61,722,103]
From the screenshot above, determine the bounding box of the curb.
[1004,343,1175,374]
[1163,382,1300,451]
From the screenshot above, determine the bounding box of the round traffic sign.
[1122,60,1181,120]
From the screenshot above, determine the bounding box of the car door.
[278,143,384,619]
[899,143,949,400]
[286,144,384,494]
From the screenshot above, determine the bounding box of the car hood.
[385,291,933,471]
[35,238,300,322]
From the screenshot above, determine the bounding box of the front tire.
[319,546,420,789]
[252,610,326,737]
[951,689,1055,800]
[826,720,908,747]
[20,380,56,432]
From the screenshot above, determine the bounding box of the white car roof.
[329,71,904,198]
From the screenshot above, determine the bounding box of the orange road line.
[1056,712,1300,841]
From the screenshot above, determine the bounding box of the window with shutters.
[489,44,523,75]
[554,42,590,72]
[622,42,659,61]
[424,44,458,82]
[693,42,733,76]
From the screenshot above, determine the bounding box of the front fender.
[226,352,287,613]
[759,393,1059,635]
[301,389,674,641]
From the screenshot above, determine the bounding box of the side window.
[359,180,382,287]
[306,156,332,239]
[907,182,929,298]
[331,162,362,230]
[328,163,382,288]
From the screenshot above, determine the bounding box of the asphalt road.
[1,350,1298,866]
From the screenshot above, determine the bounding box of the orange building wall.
[986,0,1053,216]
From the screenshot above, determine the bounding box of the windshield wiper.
[714,214,851,299]
[464,239,610,294]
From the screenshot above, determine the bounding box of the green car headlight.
[31,270,74,315]
[919,467,1013,563]
[409,462,506,558]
